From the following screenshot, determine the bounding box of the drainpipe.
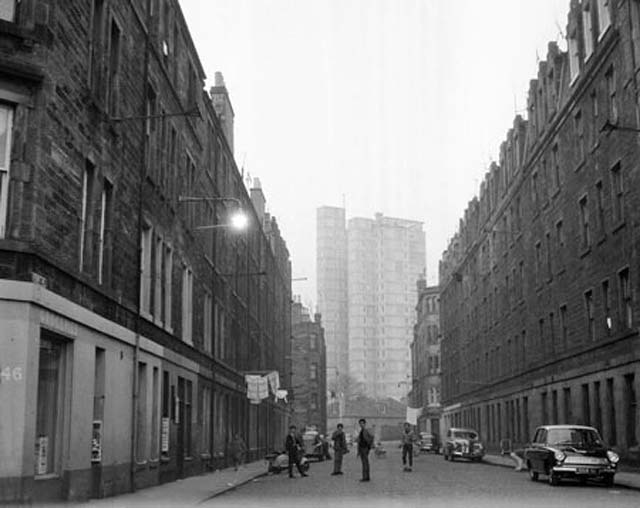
[628,0,640,126]
[130,0,152,492]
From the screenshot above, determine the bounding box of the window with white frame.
[568,30,581,82]
[140,224,153,314]
[181,264,193,344]
[606,66,618,123]
[203,291,212,353]
[583,1,594,59]
[98,179,113,285]
[79,161,96,273]
[154,234,163,321]
[0,104,12,239]
[619,268,632,328]
[611,162,624,224]
[164,244,173,330]
[597,0,611,38]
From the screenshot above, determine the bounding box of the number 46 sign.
[1,366,23,382]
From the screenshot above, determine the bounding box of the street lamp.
[178,196,249,231]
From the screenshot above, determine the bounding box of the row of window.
[448,268,632,390]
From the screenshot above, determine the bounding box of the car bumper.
[452,451,484,459]
[551,464,616,478]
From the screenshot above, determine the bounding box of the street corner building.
[439,0,640,461]
[409,278,441,438]
[0,1,292,503]
[291,301,327,435]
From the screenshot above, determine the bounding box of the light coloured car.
[443,427,484,462]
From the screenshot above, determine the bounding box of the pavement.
[38,460,268,508]
[482,452,640,491]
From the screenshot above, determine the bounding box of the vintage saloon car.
[443,427,484,461]
[525,425,619,486]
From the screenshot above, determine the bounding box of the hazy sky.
[180,0,569,307]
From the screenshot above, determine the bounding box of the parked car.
[443,427,484,462]
[525,425,619,486]
[302,430,325,461]
[419,432,440,454]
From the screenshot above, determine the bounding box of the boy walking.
[401,422,416,471]
[285,425,308,478]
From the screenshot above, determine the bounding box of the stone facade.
[0,0,291,503]
[291,301,327,435]
[410,280,441,436]
[440,0,640,460]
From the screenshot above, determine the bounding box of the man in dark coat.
[285,425,308,478]
[331,423,348,475]
[357,418,374,481]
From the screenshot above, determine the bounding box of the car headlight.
[607,451,620,464]
[554,450,566,463]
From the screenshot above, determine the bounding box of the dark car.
[443,427,484,461]
[525,425,619,486]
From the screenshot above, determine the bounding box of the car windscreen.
[546,428,603,447]
[452,431,477,440]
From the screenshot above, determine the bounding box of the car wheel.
[528,465,538,482]
[603,474,614,488]
[548,473,560,486]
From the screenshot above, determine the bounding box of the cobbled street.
[204,446,640,508]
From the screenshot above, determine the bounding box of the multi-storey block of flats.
[439,0,640,461]
[0,1,292,503]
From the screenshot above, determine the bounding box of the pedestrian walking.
[356,418,374,482]
[229,433,247,471]
[401,422,417,471]
[510,448,527,471]
[331,423,348,475]
[285,425,308,478]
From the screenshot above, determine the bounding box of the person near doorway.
[357,418,374,481]
[331,423,348,475]
[401,422,417,471]
[285,425,308,478]
[229,433,247,471]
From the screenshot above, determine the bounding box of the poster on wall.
[35,436,48,475]
[91,420,103,463]
[161,417,170,453]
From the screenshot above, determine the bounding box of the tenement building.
[0,1,291,503]
[410,278,441,436]
[291,300,328,434]
[348,213,425,400]
[440,0,640,460]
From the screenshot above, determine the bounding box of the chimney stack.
[209,71,235,154]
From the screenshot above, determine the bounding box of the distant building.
[316,206,348,389]
[291,300,327,435]
[348,213,425,400]
[440,0,640,460]
[410,279,441,437]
